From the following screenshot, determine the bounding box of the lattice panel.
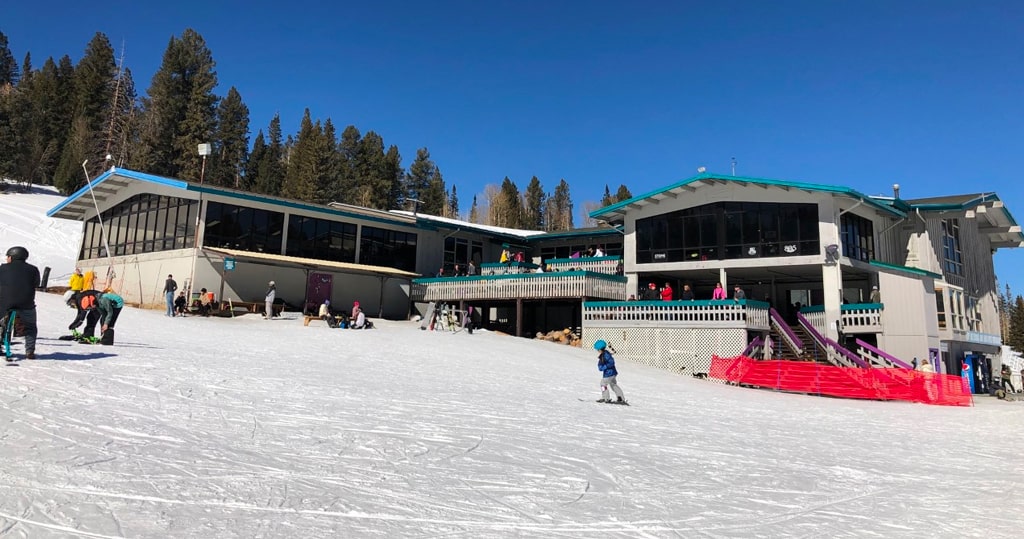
[582,326,748,381]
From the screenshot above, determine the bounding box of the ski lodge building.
[48,168,1021,387]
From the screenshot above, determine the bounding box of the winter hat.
[648,283,656,288]
[353,301,360,307]
[269,280,275,286]
[63,290,76,305]
[593,339,607,350]
[323,299,330,305]
[872,285,878,290]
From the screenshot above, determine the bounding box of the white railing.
[802,308,827,335]
[547,256,621,275]
[479,261,539,275]
[840,304,883,333]
[413,271,627,302]
[964,331,1001,347]
[583,300,770,331]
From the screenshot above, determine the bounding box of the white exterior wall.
[876,271,940,369]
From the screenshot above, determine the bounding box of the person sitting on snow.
[318,299,338,328]
[174,291,188,316]
[351,310,374,329]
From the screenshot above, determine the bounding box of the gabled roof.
[47,168,416,228]
[907,192,1022,248]
[589,172,906,222]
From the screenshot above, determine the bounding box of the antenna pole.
[731,157,737,176]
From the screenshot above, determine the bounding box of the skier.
[265,280,276,319]
[0,246,40,360]
[97,290,124,345]
[594,339,627,404]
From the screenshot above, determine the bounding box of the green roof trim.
[590,172,906,219]
[869,260,943,280]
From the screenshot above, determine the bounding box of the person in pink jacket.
[712,282,727,300]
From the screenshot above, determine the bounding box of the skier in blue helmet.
[594,340,627,404]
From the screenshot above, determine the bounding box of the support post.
[516,298,523,337]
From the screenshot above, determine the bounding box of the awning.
[204,247,421,279]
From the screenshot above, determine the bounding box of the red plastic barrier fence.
[709,356,973,407]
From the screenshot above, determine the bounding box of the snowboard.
[580,398,630,406]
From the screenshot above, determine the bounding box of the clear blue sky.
[5,0,1024,295]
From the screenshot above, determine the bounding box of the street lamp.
[188,143,213,297]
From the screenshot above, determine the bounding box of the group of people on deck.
[633,281,745,302]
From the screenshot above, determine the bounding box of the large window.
[443,237,483,274]
[540,241,624,261]
[205,201,284,254]
[635,202,819,263]
[80,194,197,260]
[840,213,875,262]
[941,219,963,276]
[359,225,417,272]
[286,215,357,262]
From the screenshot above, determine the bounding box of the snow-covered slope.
[0,184,81,284]
[0,189,1022,538]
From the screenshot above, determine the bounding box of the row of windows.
[80,195,418,272]
[540,242,623,261]
[80,194,198,259]
[636,202,820,263]
[286,215,357,263]
[205,202,285,254]
[942,219,963,276]
[840,213,875,262]
[443,237,483,274]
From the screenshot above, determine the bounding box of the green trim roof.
[869,260,943,280]
[590,172,906,220]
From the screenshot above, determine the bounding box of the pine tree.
[0,31,17,86]
[422,167,447,216]
[383,145,404,210]
[211,86,249,189]
[246,130,267,192]
[614,184,632,202]
[447,184,459,218]
[523,176,545,230]
[281,109,319,202]
[133,29,218,181]
[102,50,138,168]
[999,283,1013,342]
[337,125,361,204]
[545,179,574,231]
[315,118,340,204]
[0,82,25,180]
[1009,295,1024,355]
[496,177,523,228]
[600,185,614,207]
[54,33,117,192]
[404,148,435,211]
[468,195,479,224]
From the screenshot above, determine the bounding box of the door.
[306,273,333,313]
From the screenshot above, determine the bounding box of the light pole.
[187,143,213,297]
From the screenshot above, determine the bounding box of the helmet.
[63,290,76,305]
[5,246,28,260]
[269,280,275,286]
[594,339,607,350]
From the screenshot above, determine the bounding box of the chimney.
[892,183,901,199]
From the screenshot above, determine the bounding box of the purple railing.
[855,338,913,370]
[769,307,804,351]
[796,312,868,368]
[741,336,764,357]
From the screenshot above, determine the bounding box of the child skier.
[594,340,627,404]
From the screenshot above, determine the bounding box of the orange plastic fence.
[709,356,973,407]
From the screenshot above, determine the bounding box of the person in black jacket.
[64,289,102,341]
[0,246,40,360]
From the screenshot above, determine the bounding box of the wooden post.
[516,297,523,337]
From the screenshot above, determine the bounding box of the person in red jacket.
[660,282,673,301]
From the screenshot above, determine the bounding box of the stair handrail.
[769,307,804,352]
[796,312,867,368]
[854,338,913,370]
[741,336,764,357]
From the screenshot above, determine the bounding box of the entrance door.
[306,273,333,313]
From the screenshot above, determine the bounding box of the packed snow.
[1,186,1023,538]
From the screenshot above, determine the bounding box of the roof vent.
[892,183,901,199]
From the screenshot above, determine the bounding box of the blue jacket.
[597,350,618,378]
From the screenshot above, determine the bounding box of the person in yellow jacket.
[82,269,95,291]
[69,268,84,291]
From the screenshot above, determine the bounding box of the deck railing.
[582,300,770,331]
[479,261,540,275]
[547,256,621,275]
[799,304,884,334]
[964,331,1001,347]
[412,271,627,302]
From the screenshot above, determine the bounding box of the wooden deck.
[412,270,627,302]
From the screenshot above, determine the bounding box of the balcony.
[412,271,627,302]
[583,300,770,331]
[802,304,884,335]
[546,255,622,275]
[963,331,1002,347]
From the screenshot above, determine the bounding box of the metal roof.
[589,172,906,222]
[205,247,420,279]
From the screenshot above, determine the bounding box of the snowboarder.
[0,246,40,360]
[63,289,102,342]
[97,290,124,345]
[594,339,627,404]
